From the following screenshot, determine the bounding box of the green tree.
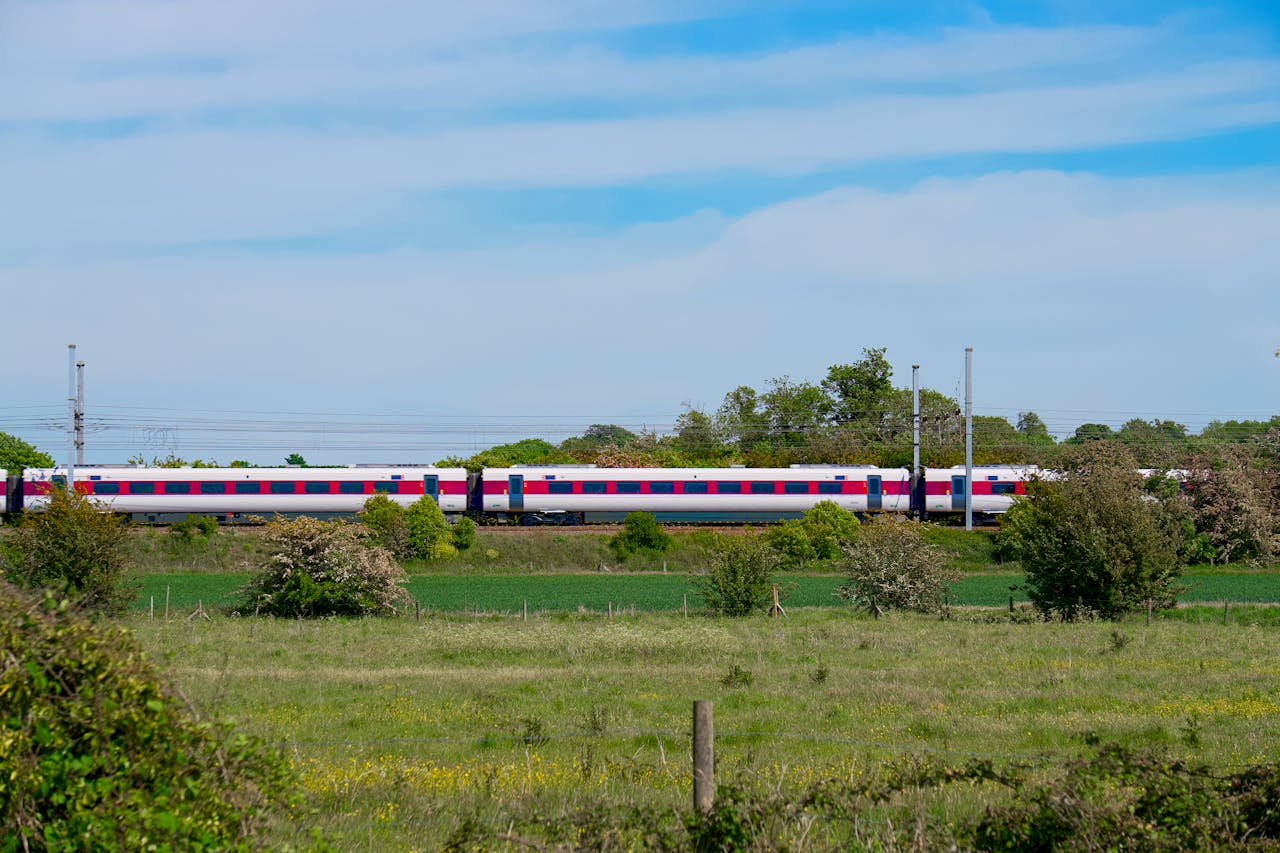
[1,583,301,850]
[1016,411,1054,444]
[835,516,957,616]
[0,432,54,474]
[2,486,133,614]
[691,535,780,616]
[1067,423,1116,443]
[672,406,722,457]
[760,376,831,446]
[238,517,409,617]
[716,386,770,450]
[360,493,409,558]
[999,442,1186,620]
[609,511,673,560]
[822,347,893,425]
[765,500,860,568]
[284,453,307,466]
[1180,449,1279,566]
[451,516,477,552]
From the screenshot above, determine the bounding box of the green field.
[134,570,1280,615]
[124,608,1280,850]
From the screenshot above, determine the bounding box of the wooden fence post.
[165,585,170,620]
[693,700,714,814]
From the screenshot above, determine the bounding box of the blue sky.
[2,0,1278,463]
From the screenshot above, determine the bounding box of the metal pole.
[912,364,920,520]
[965,347,973,531]
[75,360,85,466]
[66,344,77,493]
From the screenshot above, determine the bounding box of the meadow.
[127,608,1280,850]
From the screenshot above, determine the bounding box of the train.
[4,463,1032,524]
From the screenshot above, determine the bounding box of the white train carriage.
[20,465,468,522]
[921,465,1035,515]
[481,465,912,522]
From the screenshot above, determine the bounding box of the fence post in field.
[693,700,714,813]
[1146,599,1152,625]
[150,596,154,620]
[608,601,613,619]
[414,600,420,622]
[1223,600,1229,625]
[683,593,688,617]
[165,585,170,620]
[523,599,528,622]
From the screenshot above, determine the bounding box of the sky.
[2,0,1278,464]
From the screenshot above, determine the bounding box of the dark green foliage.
[0,431,54,475]
[609,511,673,560]
[0,583,301,850]
[691,534,780,616]
[765,500,860,568]
[451,516,477,552]
[3,487,133,614]
[284,453,307,466]
[238,516,409,617]
[169,513,218,542]
[1000,443,1186,620]
[836,515,958,615]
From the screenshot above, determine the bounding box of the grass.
[123,608,1280,850]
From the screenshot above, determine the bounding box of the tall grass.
[125,609,1280,850]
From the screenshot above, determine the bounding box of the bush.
[1000,442,1186,620]
[361,493,409,557]
[610,511,673,560]
[406,495,457,560]
[691,535,780,616]
[170,514,218,542]
[0,582,301,850]
[238,516,410,617]
[2,486,133,614]
[765,500,860,568]
[451,515,477,552]
[835,516,957,616]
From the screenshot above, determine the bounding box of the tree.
[284,453,307,466]
[760,376,831,446]
[823,347,893,425]
[405,495,457,560]
[1016,411,1055,448]
[998,442,1186,620]
[238,517,409,617]
[691,535,780,616]
[1,583,300,849]
[716,386,770,450]
[2,486,133,614]
[1067,423,1115,443]
[1180,449,1279,566]
[672,406,721,457]
[360,493,409,558]
[835,516,957,616]
[0,431,54,474]
[610,511,672,560]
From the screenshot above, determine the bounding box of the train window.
[93,482,120,495]
[616,482,641,494]
[784,482,809,494]
[51,475,66,488]
[650,482,674,494]
[374,482,399,494]
[549,482,573,494]
[991,483,1016,495]
[582,482,606,494]
[682,482,708,494]
[717,482,742,494]
[339,481,365,494]
[304,482,329,494]
[130,482,156,495]
[200,482,226,495]
[164,482,191,495]
[235,482,260,494]
[750,482,776,494]
[818,482,843,494]
[270,482,295,494]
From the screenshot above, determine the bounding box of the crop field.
[132,571,1280,615]
[127,609,1280,850]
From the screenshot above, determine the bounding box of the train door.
[508,475,524,512]
[951,475,967,512]
[867,475,882,511]
[424,475,439,506]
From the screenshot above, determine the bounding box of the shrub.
[609,511,673,560]
[238,516,409,617]
[765,500,860,568]
[691,535,780,616]
[361,493,409,557]
[451,516,477,552]
[1000,442,1185,620]
[406,495,457,560]
[2,486,133,614]
[835,516,958,616]
[0,582,301,850]
[170,514,218,542]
